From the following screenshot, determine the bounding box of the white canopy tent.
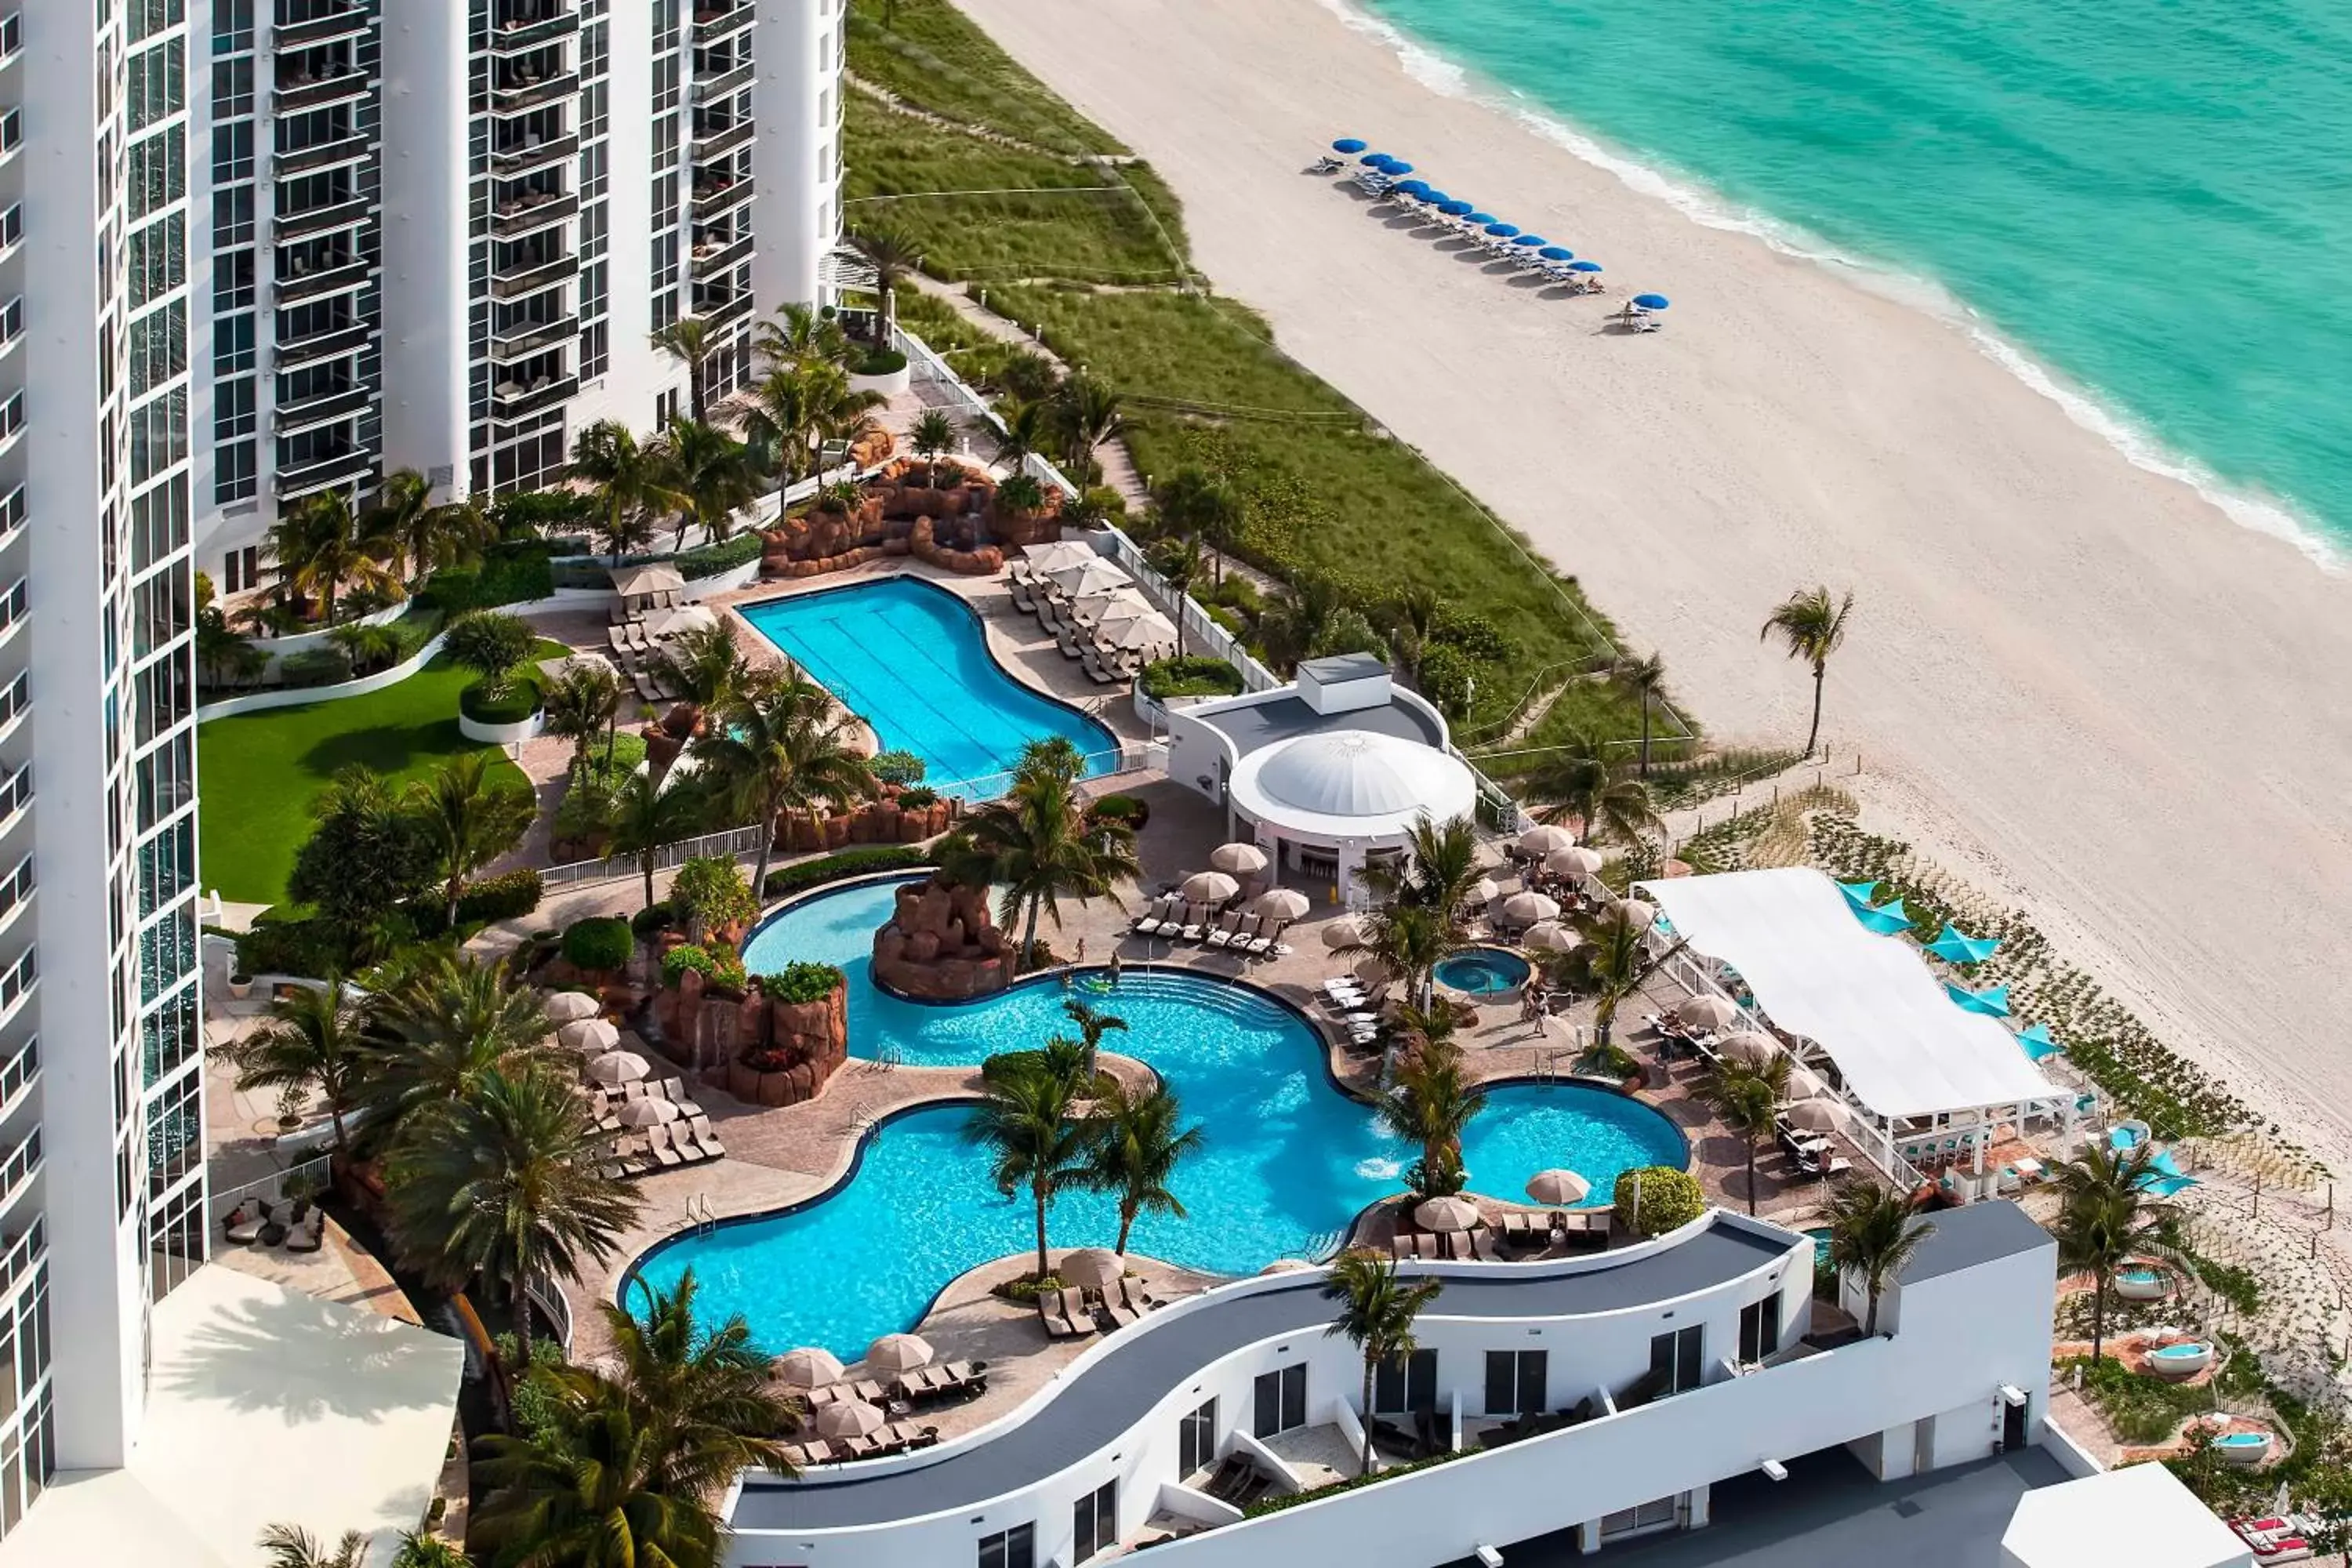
[1999,1461,2252,1568]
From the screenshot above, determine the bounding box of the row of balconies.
[274,49,373,115]
[276,439,378,499]
[275,0,371,53]
[491,349,578,421]
[0,1218,42,1316]
[489,0,577,56]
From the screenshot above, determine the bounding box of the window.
[1600,1497,1680,1540]
[136,814,194,916]
[129,390,189,487]
[1650,1324,1704,1396]
[212,184,254,247]
[976,1523,1033,1568]
[129,302,187,397]
[212,56,252,118]
[1072,1480,1116,1565]
[212,376,254,441]
[1251,1363,1306,1438]
[130,216,186,307]
[130,0,184,45]
[1739,1292,1784,1365]
[129,125,187,219]
[214,440,256,505]
[221,544,260,593]
[129,38,185,131]
[1374,1348,1438,1414]
[213,247,254,314]
[211,120,253,183]
[1177,1397,1216,1478]
[212,0,253,54]
[214,313,255,376]
[132,475,189,574]
[1483,1349,1548,1417]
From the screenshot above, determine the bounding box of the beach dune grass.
[848,0,1126,155]
[197,648,552,904]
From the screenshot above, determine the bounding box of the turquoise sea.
[1356,0,2352,557]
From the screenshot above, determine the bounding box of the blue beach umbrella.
[1512,234,1547,248]
[1396,180,1432,198]
[1568,260,1604,274]
[1333,138,1368,154]
[2014,1022,2061,1062]
[1944,982,2013,1019]
[1537,246,1573,261]
[1438,201,1473,217]
[1632,293,1671,310]
[1853,898,1912,936]
[1382,162,1415,176]
[1467,214,1501,228]
[1480,223,1517,238]
[1837,879,1878,910]
[1360,152,1395,166]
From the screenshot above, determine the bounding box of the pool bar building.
[722,1203,2063,1567]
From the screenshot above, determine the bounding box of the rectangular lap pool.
[735,575,1120,797]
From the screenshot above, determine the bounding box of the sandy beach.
[952,0,2352,1170]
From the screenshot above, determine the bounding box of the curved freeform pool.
[633,877,1691,1355]
[735,575,1120,796]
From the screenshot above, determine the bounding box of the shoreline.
[1323,0,2338,571]
[949,0,2352,1182]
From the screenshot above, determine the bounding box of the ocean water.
[1353,0,2352,560]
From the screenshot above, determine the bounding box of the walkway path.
[844,71,1142,167]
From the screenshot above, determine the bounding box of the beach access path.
[950,0,2352,1174]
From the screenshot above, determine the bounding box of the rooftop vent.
[1295,652,1392,716]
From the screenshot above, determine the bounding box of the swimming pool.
[634,878,1691,1354]
[735,575,1118,796]
[1435,948,1532,996]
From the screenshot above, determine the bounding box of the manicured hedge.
[855,346,909,376]
[459,673,542,726]
[456,868,543,924]
[1613,1165,1703,1237]
[1089,793,1149,829]
[758,961,845,1004]
[561,916,634,972]
[280,647,355,688]
[760,845,935,900]
[674,533,765,580]
[421,540,557,613]
[1140,655,1244,700]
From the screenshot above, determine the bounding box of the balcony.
[275,131,374,178]
[0,296,19,360]
[0,1125,38,1220]
[0,487,22,550]
[276,254,372,303]
[0,676,24,750]
[0,765,29,840]
[490,372,580,422]
[0,1222,40,1321]
[488,6,577,53]
[696,290,754,331]
[0,393,21,459]
[693,2,754,44]
[691,60,753,103]
[488,251,578,300]
[275,442,378,499]
[490,130,579,178]
[274,383,372,433]
[490,313,580,362]
[274,2,370,51]
[691,174,753,222]
[0,577,24,654]
[689,232,753,281]
[0,108,20,171]
[0,14,20,70]
[0,1036,33,1129]
[274,65,373,114]
[692,116,755,164]
[275,318,372,368]
[0,204,21,265]
[274,194,374,241]
[488,191,578,239]
[0,856,31,942]
[490,70,582,117]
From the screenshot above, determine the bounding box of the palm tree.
[1338,900,1463,1014]
[197,604,267,689]
[653,618,751,731]
[655,416,760,549]
[909,408,957,485]
[693,669,874,898]
[1702,1054,1791,1215]
[596,1270,799,1475]
[608,768,708,912]
[2051,1142,2163,1367]
[1528,727,1661,848]
[849,224,924,345]
[1155,467,1241,586]
[1376,1036,1486,1189]
[226,977,370,1159]
[649,314,719,423]
[1359,815,1483,931]
[1825,1181,1934,1336]
[992,396,1056,476]
[753,300,851,372]
[542,659,623,782]
[963,1055,1091,1282]
[570,419,684,563]
[410,752,536,931]
[939,767,1140,972]
[263,489,401,625]
[1053,996,1128,1084]
[1084,1081,1205,1257]
[1615,652,1669,775]
[1323,1249,1443,1476]
[259,1524,368,1568]
[383,1062,642,1370]
[1551,905,1690,1047]
[366,469,489,583]
[1053,375,1124,482]
[470,1377,727,1568]
[1759,586,1855,757]
[360,953,557,1149]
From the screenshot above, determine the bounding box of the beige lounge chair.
[647,1124,684,1170]
[1205,911,1247,948]
[1060,1287,1099,1335]
[1038,1294,1079,1339]
[687,1114,727,1158]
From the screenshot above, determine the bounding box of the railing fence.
[540,822,768,890]
[209,1153,334,1223]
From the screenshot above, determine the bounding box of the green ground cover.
[198,643,559,904]
[847,0,1126,155]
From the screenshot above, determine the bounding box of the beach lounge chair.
[1470,1228,1501,1261]
[1060,1288,1100,1335]
[1205,911,1247,948]
[1116,1279,1152,1316]
[1098,1286,1138,1329]
[1203,1454,1256,1502]
[686,1115,727,1159]
[1178,904,1209,942]
[1501,1212,1534,1249]
[1010,577,1038,613]
[1038,1294,1080,1339]
[1131,896,1176,936]
[223,1199,269,1246]
[1055,623,1086,659]
[659,1077,704,1117]
[646,1124,685,1170]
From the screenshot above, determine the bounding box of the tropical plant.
[648,314,719,423]
[653,618,752,725]
[1613,1165,1704,1237]
[1825,1179,1935,1336]
[963,1054,1091,1281]
[542,659,624,781]
[287,767,442,949]
[327,620,405,677]
[263,489,401,624]
[1615,651,1670,775]
[368,468,490,583]
[848,224,924,344]
[226,975,369,1157]
[938,749,1139,971]
[692,669,873,898]
[391,1533,469,1568]
[992,395,1054,474]
[410,752,536,930]
[443,609,536,702]
[359,953,556,1150]
[259,1524,368,1568]
[596,1270,797,1468]
[1052,996,1128,1085]
[1255,572,1345,675]
[383,1062,642,1370]
[608,768,709,913]
[1154,467,1240,586]
[2049,1141,2165,1366]
[654,416,760,550]
[196,602,268,688]
[666,856,758,946]
[992,348,1062,404]
[1375,1036,1486,1181]
[909,408,957,485]
[1052,374,1124,481]
[1526,727,1661,848]
[1760,585,1856,757]
[1357,815,1484,931]
[1323,1249,1443,1476]
[1083,1080,1205,1258]
[1700,1054,1791,1215]
[754,300,851,372]
[570,418,685,562]
[1542,905,1688,1047]
[1336,900,1463,1014]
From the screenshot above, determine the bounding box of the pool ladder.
[681,1192,717,1236]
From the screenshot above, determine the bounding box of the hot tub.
[1435,947,1533,1000]
[2116,1265,2174,1301]
[2147,1341,2214,1376]
[2212,1431,2272,1465]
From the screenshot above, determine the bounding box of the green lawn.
[198,648,550,905]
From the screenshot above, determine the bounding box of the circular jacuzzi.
[1435,946,1534,999]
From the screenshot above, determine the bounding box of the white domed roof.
[1228,729,1482,840]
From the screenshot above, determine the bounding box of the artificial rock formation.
[871,874,1012,1002]
[775,789,957,852]
[654,965,852,1109]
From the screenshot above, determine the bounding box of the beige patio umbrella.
[586,1049,650,1086]
[1607,899,1659,932]
[559,1018,620,1054]
[1501,891,1561,924]
[615,1098,681,1127]
[1716,1030,1780,1069]
[1044,557,1133,600]
[814,1399,887,1439]
[1352,956,1396,987]
[1180,870,1240,904]
[1678,995,1738,1030]
[1258,1258,1314,1276]
[1782,1099,1846,1134]
[773,1346,845,1389]
[1021,540,1099,578]
[543,990,602,1024]
[1525,1169,1592,1207]
[1319,915,1368,949]
[864,1333,935,1374]
[643,603,717,640]
[1469,877,1501,905]
[1069,584,1152,626]
[1096,610,1179,655]
[1209,842,1270,876]
[609,561,685,600]
[1250,887,1311,920]
[1515,825,1576,856]
[1414,1195,1482,1233]
[1785,1062,1831,1102]
[1060,1248,1123,1290]
[1546,846,1605,880]
[1522,920,1578,953]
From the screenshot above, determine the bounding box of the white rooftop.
[2001,1462,2252,1568]
[1635,867,2057,1120]
[1226,728,1479,840]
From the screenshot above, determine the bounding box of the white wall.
[569,0,680,435]
[379,2,473,490]
[751,0,838,314]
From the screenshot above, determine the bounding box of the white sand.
[951,0,2352,1171]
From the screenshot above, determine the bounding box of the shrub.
[662,944,717,987]
[995,473,1047,514]
[1088,793,1150,829]
[1309,606,1387,662]
[757,961,845,1004]
[761,845,934,899]
[1613,1166,1704,1237]
[895,785,938,809]
[279,647,354,688]
[456,868,543,924]
[444,610,535,699]
[870,750,927,787]
[1206,575,1263,615]
[670,855,757,939]
[1416,642,1476,719]
[561,916,634,972]
[459,673,542,726]
[1431,608,1515,666]
[673,533,765,580]
[232,910,343,979]
[421,540,555,613]
[488,489,598,539]
[631,902,674,938]
[1205,604,1247,639]
[1140,655,1244,701]
[853,346,908,376]
[492,1332,569,1436]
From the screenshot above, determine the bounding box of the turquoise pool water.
[1436,948,1531,996]
[630,878,1690,1355]
[734,576,1119,797]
